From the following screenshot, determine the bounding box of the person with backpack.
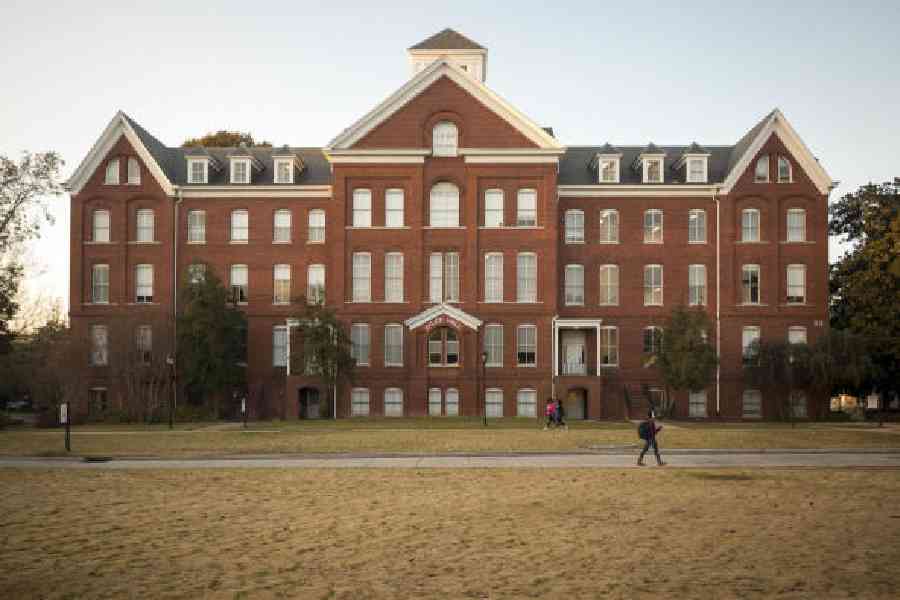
[543,398,556,430]
[555,399,568,430]
[637,410,665,466]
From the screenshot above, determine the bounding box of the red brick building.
[65,29,835,420]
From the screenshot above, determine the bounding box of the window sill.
[517,364,537,368]
[688,240,708,245]
[564,303,585,307]
[229,240,249,245]
[236,302,248,306]
[737,303,767,307]
[564,240,586,245]
[643,241,664,245]
[126,302,160,306]
[780,240,814,245]
[428,365,460,368]
[384,363,404,368]
[782,302,809,307]
[128,240,161,245]
[345,226,411,230]
[423,226,467,230]
[272,240,292,245]
[306,240,326,245]
[599,364,619,369]
[643,303,664,307]
[598,303,619,307]
[186,240,206,245]
[486,363,503,368]
[272,302,291,306]
[735,240,768,245]
[83,302,117,306]
[83,241,114,245]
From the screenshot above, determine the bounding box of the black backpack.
[638,421,651,440]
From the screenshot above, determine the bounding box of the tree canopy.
[654,305,718,415]
[182,131,272,148]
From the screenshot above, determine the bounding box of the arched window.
[429,182,459,227]
[427,327,459,366]
[432,121,458,157]
[754,155,769,182]
[127,158,140,185]
[777,156,792,183]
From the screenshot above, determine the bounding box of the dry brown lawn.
[1,467,898,599]
[1,421,899,457]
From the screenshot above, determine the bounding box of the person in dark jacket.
[555,399,568,430]
[638,410,665,466]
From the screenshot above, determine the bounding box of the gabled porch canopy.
[404,303,483,331]
[552,317,604,377]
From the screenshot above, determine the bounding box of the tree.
[291,300,355,419]
[744,340,811,426]
[182,131,272,148]
[0,263,22,355]
[654,306,718,418]
[176,266,247,417]
[107,315,173,423]
[829,179,900,407]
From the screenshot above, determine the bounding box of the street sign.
[59,403,68,424]
[241,398,246,414]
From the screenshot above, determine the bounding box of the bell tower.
[408,28,488,82]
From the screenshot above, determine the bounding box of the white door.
[561,331,586,375]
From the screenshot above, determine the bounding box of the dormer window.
[104,159,119,185]
[187,159,208,184]
[600,159,619,183]
[127,158,141,185]
[643,158,663,183]
[231,158,251,184]
[432,121,458,157]
[686,158,708,183]
[274,159,293,184]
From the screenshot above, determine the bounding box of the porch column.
[596,324,601,376]
[552,317,559,377]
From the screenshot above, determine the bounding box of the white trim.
[327,155,426,164]
[721,109,834,195]
[459,147,564,156]
[558,184,720,197]
[465,155,559,164]
[177,185,332,198]
[65,111,174,195]
[326,60,564,151]
[404,302,483,331]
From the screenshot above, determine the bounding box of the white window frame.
[599,158,620,183]
[688,264,707,307]
[598,209,619,243]
[484,253,503,303]
[90,324,108,366]
[564,264,584,306]
[230,209,249,243]
[429,182,460,227]
[91,264,109,304]
[429,252,459,303]
[516,253,537,303]
[788,326,807,345]
[599,326,619,367]
[384,252,404,303]
[352,189,372,228]
[230,158,251,184]
[741,208,760,242]
[92,209,110,243]
[742,326,761,365]
[484,189,503,227]
[643,209,663,244]
[516,189,537,226]
[777,156,793,183]
[104,159,119,185]
[273,209,292,243]
[273,264,291,305]
[127,157,140,185]
[384,388,404,417]
[352,252,372,303]
[188,159,208,184]
[643,157,663,183]
[643,326,663,355]
[689,390,707,418]
[308,209,325,243]
[135,264,153,303]
[135,209,154,242]
[230,264,248,304]
[754,155,769,183]
[565,210,584,244]
[351,388,370,417]
[643,264,663,306]
[742,264,761,305]
[272,325,288,367]
[135,324,153,362]
[742,389,762,419]
[445,388,459,416]
[432,121,458,157]
[516,389,537,418]
[516,324,537,367]
[351,324,370,366]
[791,391,807,418]
[688,209,706,243]
[187,209,206,243]
[274,159,294,184]
[686,157,708,183]
[307,264,325,304]
[484,324,504,367]
[599,264,619,306]
[385,188,404,228]
[787,209,806,242]
[383,324,404,367]
[428,387,443,416]
[786,264,806,304]
[485,388,504,418]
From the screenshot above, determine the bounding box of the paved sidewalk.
[2,451,900,470]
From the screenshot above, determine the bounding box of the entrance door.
[565,389,586,420]
[561,331,586,375]
[299,388,320,419]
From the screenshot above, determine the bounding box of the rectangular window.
[352,253,372,302]
[351,388,370,417]
[516,253,537,303]
[127,158,140,185]
[89,388,108,414]
[91,264,109,304]
[688,264,707,306]
[484,324,503,367]
[643,327,662,355]
[644,265,663,306]
[485,389,504,418]
[517,325,536,366]
[231,160,249,184]
[787,265,806,303]
[742,326,761,366]
[384,388,404,417]
[90,324,108,365]
[188,263,206,285]
[351,324,370,366]
[484,253,503,303]
[384,253,404,302]
[136,209,154,242]
[599,326,619,366]
[231,210,249,242]
[517,389,536,417]
[643,210,663,243]
[445,388,459,416]
[688,209,706,243]
[187,210,206,243]
[791,391,807,418]
[742,209,760,242]
[308,210,325,242]
[742,389,762,419]
[188,160,207,184]
[484,189,503,227]
[135,264,153,303]
[274,159,293,184]
[273,210,291,242]
[742,265,761,305]
[352,189,372,227]
[564,265,584,306]
[788,326,808,345]
[600,159,618,183]
[384,324,403,366]
[444,252,459,302]
[755,156,769,183]
[598,209,619,243]
[599,265,619,306]
[787,209,806,242]
[93,210,110,242]
[428,388,443,416]
[689,390,707,418]
[516,189,537,226]
[230,264,248,303]
[385,189,404,227]
[272,326,287,367]
[645,158,663,183]
[429,253,443,303]
[687,158,706,183]
[307,265,325,304]
[105,159,119,185]
[565,210,584,243]
[778,157,792,183]
[273,264,291,304]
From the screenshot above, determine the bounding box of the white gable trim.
[65,111,174,196]
[326,60,563,151]
[721,109,835,196]
[404,302,483,331]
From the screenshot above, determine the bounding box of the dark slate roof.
[596,142,620,155]
[728,110,774,172]
[559,145,735,185]
[683,142,709,155]
[409,28,484,50]
[122,113,331,186]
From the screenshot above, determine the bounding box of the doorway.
[299,388,321,419]
[565,388,587,420]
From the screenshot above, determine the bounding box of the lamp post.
[481,351,488,427]
[165,355,175,430]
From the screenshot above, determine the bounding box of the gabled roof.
[326,59,563,152]
[409,28,484,50]
[640,142,666,156]
[682,142,709,155]
[404,303,483,331]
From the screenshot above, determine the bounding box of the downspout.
[173,188,183,418]
[714,186,721,418]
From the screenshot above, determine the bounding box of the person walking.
[638,410,665,466]
[555,399,568,430]
[543,398,556,430]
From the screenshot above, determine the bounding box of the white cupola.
[408,28,488,82]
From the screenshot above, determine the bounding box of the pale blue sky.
[3,0,898,311]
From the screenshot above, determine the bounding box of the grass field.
[1,420,898,457]
[1,467,898,599]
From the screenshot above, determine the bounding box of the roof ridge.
[409,28,485,50]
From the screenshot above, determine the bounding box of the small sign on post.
[60,402,70,452]
[241,397,247,428]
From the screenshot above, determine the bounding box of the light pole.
[166,355,175,430]
[481,351,488,427]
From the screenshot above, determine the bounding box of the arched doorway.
[298,388,321,419]
[565,388,587,420]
